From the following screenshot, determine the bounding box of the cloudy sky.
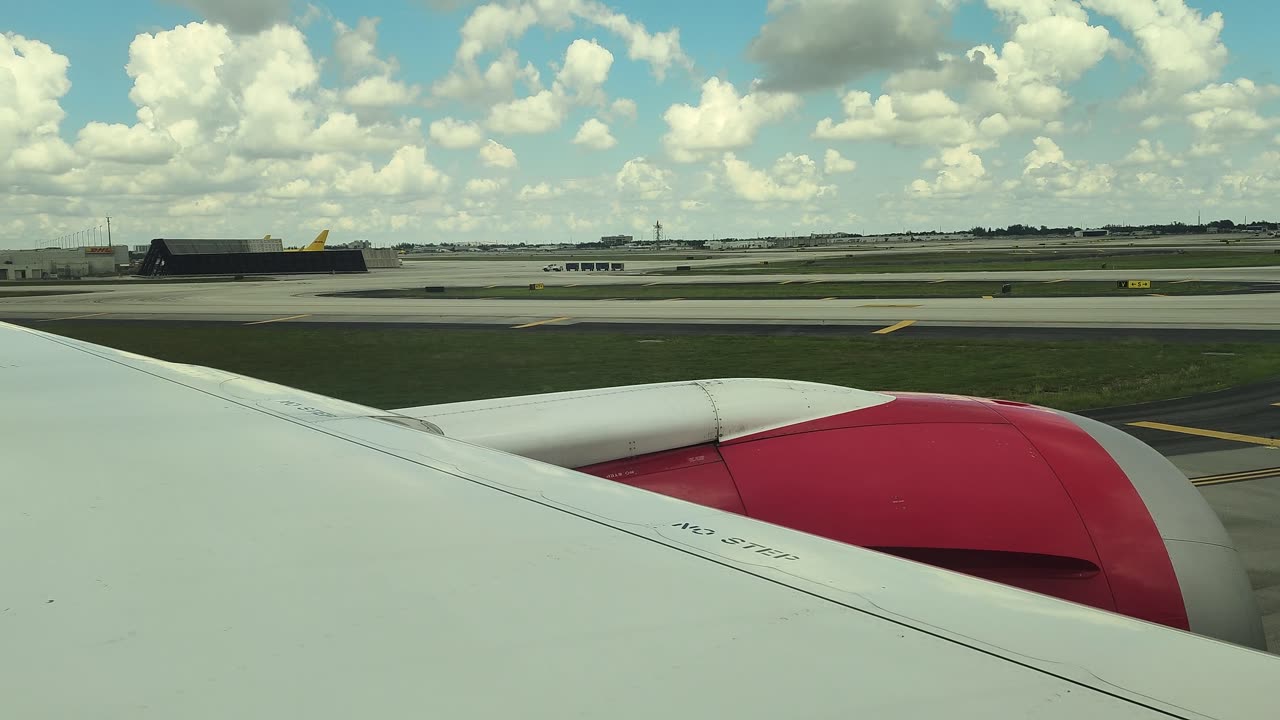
[2,0,1277,248]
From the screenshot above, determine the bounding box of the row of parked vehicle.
[543,262,626,272]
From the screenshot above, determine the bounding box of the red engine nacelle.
[576,392,1261,646]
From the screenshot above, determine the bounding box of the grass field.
[34,322,1280,412]
[331,280,1257,301]
[659,249,1280,275]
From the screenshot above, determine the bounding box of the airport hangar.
[136,237,401,277]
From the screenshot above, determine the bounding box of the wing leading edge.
[1,321,1276,719]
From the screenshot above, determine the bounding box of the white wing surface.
[1,321,1276,719]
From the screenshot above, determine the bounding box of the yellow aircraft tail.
[302,229,329,252]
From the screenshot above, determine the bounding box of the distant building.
[1074,229,1110,238]
[0,246,130,280]
[600,234,633,245]
[707,240,773,251]
[772,235,852,248]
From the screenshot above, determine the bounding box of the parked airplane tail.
[302,230,329,252]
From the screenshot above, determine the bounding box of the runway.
[2,261,1279,331]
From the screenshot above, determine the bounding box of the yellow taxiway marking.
[659,297,684,302]
[779,280,795,285]
[1044,279,1068,284]
[821,297,838,301]
[244,313,311,326]
[642,281,661,287]
[484,284,499,289]
[38,312,110,322]
[511,316,571,329]
[805,279,825,284]
[929,279,948,284]
[1192,467,1280,487]
[564,283,577,288]
[860,304,923,308]
[872,319,917,335]
[1148,293,1168,297]
[982,295,994,300]
[1128,421,1280,448]
[1272,403,1280,407]
[1170,279,1196,284]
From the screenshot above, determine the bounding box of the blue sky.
[2,1,1279,248]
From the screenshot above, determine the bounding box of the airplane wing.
[2,321,1277,719]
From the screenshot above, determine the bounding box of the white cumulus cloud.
[823,149,857,174]
[909,145,989,198]
[556,38,613,104]
[1020,136,1116,197]
[1081,0,1227,102]
[662,77,800,162]
[478,139,517,168]
[615,156,671,200]
[429,117,486,148]
[75,122,179,164]
[465,177,504,195]
[517,182,565,201]
[572,118,616,150]
[815,89,975,146]
[486,89,566,134]
[722,152,834,203]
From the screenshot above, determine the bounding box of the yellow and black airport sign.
[1118,279,1152,289]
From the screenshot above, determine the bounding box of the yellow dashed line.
[779,280,795,285]
[564,284,577,288]
[982,295,994,300]
[1148,293,1168,297]
[511,316,571,329]
[642,282,661,287]
[38,312,110,322]
[485,284,499,289]
[1128,421,1280,448]
[872,319,917,335]
[929,279,948,284]
[1044,279,1068,284]
[805,279,824,284]
[244,314,310,326]
[1192,467,1280,487]
[821,297,838,301]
